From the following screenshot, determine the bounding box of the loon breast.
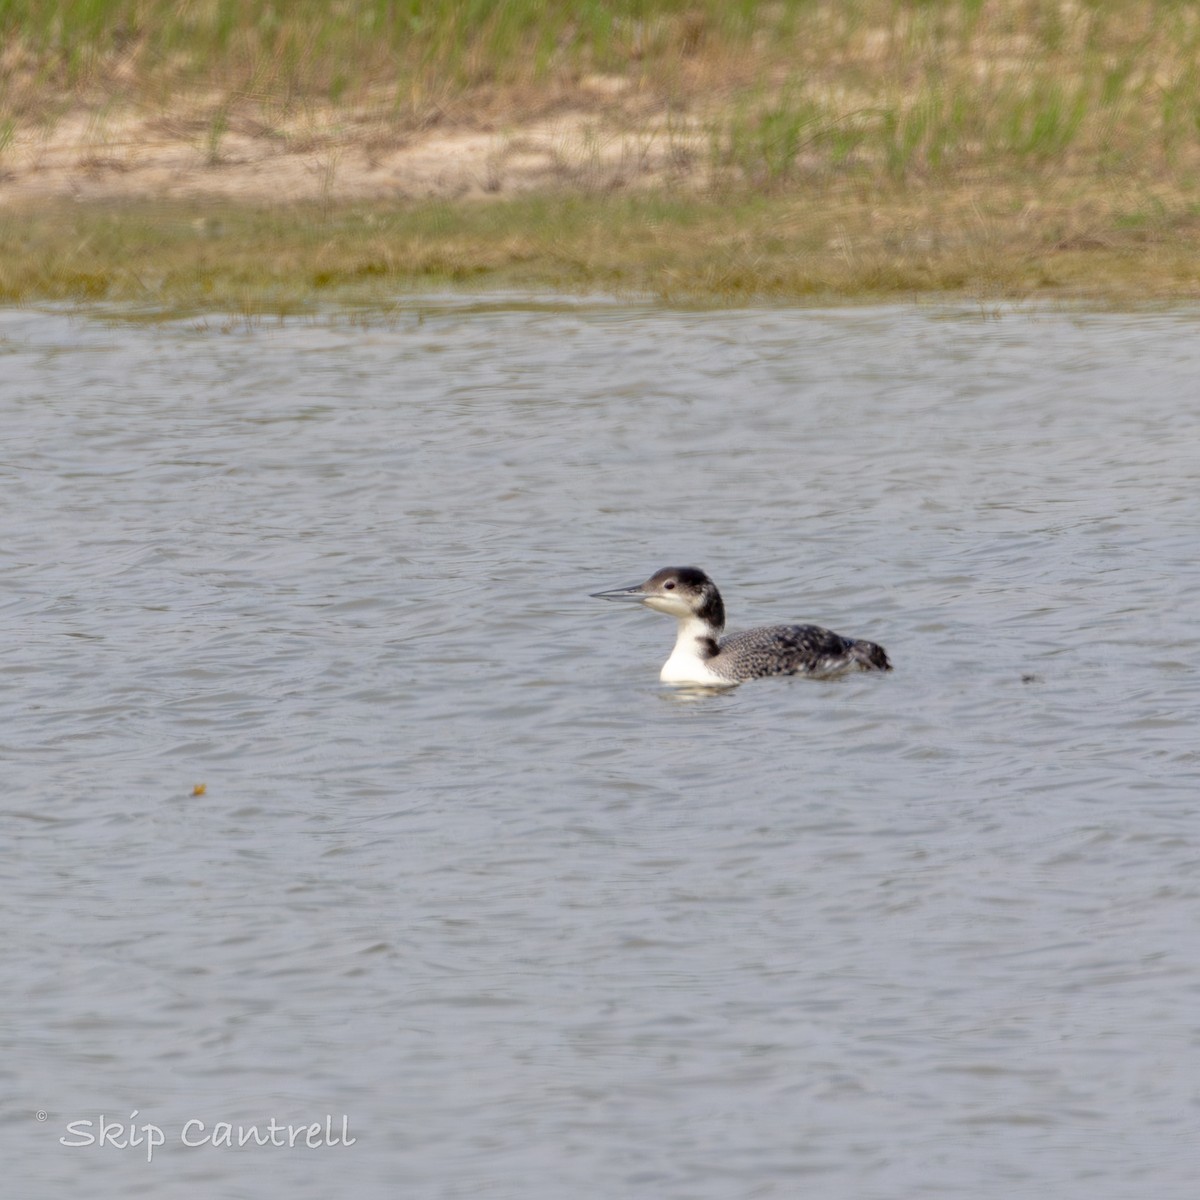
[659,634,731,686]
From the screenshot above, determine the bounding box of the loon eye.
[663,581,676,590]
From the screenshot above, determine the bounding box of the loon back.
[591,565,892,686]
[718,624,891,680]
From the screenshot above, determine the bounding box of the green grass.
[0,0,772,106]
[5,0,1200,181]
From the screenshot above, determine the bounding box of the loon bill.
[591,565,891,686]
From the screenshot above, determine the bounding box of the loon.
[592,566,891,687]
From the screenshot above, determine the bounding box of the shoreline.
[2,95,1199,315]
[6,0,1200,313]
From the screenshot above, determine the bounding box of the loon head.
[591,566,726,632]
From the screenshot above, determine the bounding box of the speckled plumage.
[591,565,891,686]
[714,623,890,681]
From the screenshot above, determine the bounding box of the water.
[3,301,1198,1199]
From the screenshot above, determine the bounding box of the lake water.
[3,300,1198,1199]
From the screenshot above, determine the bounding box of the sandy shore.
[0,90,705,205]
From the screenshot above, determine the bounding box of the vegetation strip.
[4,191,1198,315]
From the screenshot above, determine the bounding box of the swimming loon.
[592,566,891,686]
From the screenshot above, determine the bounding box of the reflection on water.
[3,302,1199,1199]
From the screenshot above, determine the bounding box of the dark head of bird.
[590,566,726,631]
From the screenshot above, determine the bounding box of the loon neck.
[659,614,728,686]
[677,612,721,651]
